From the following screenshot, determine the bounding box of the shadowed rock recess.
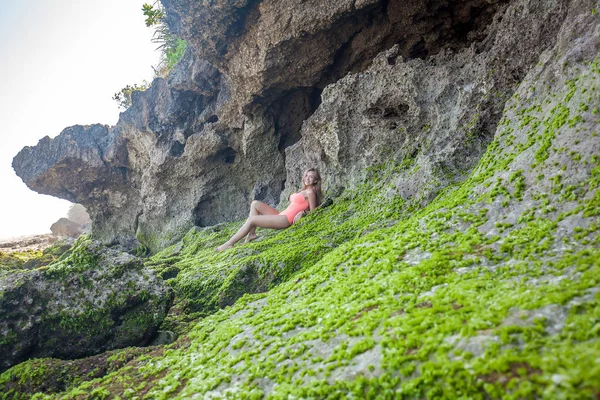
[3,0,600,397]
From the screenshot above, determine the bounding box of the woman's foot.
[216,242,233,252]
[244,233,257,244]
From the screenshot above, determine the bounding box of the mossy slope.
[0,240,72,273]
[3,30,599,397]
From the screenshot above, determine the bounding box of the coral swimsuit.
[279,192,309,224]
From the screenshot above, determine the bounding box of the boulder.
[50,218,84,238]
[0,238,172,372]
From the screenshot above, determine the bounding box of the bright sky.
[0,0,161,240]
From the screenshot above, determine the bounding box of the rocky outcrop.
[50,218,84,238]
[284,0,570,201]
[13,124,141,247]
[14,0,515,252]
[0,238,172,371]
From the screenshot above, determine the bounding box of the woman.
[216,169,322,251]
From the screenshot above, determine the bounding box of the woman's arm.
[292,211,304,224]
[306,189,318,211]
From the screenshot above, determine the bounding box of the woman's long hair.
[303,168,322,206]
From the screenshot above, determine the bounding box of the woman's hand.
[293,211,305,224]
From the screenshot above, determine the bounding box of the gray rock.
[0,239,173,371]
[502,305,570,335]
[12,0,513,252]
[284,0,569,204]
[50,218,84,238]
[149,330,177,346]
[445,334,501,359]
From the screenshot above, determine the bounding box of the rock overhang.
[13,0,540,253]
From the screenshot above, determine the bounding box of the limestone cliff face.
[285,0,569,202]
[10,0,576,251]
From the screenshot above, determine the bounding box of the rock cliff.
[14,0,525,252]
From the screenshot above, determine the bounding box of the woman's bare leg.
[245,200,279,243]
[216,215,290,251]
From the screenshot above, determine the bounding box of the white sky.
[0,0,161,239]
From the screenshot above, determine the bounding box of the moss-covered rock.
[0,239,73,272]
[3,0,600,398]
[0,237,173,372]
[0,346,157,399]
[0,250,43,272]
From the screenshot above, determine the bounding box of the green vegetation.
[0,347,154,398]
[0,241,72,273]
[112,2,188,110]
[112,82,150,110]
[3,55,599,400]
[0,250,43,271]
[142,1,188,76]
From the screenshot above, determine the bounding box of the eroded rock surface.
[14,0,517,252]
[0,238,172,371]
[284,0,570,201]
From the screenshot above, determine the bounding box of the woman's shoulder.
[301,188,317,199]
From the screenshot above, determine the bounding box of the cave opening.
[269,87,323,156]
[212,147,237,164]
[192,199,208,227]
[244,0,509,164]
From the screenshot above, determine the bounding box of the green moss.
[0,250,39,271]
[508,170,526,201]
[0,240,75,273]
[41,235,98,280]
[534,103,570,165]
[7,52,600,400]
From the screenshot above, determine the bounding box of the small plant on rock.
[113,1,187,110]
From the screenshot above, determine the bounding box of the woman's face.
[303,171,319,186]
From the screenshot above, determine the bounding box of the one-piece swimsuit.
[279,192,309,224]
